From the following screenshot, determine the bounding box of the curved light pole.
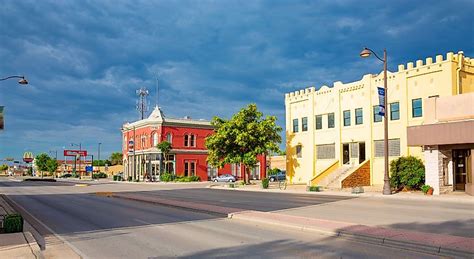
[360,47,391,195]
[71,143,82,178]
[0,75,28,85]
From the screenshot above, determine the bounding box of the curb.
[111,193,242,216]
[2,195,83,259]
[209,185,474,204]
[229,211,474,258]
[23,231,42,259]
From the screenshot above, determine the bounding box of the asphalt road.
[0,179,442,258]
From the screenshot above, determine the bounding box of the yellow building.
[285,51,474,192]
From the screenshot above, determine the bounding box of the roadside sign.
[85,166,93,172]
[64,150,87,157]
[377,87,385,116]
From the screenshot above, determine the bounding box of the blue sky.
[1,0,473,161]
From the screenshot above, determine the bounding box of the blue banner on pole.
[86,166,93,172]
[377,87,385,116]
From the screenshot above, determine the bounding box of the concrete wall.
[286,51,474,186]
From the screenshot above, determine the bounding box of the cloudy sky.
[0,0,473,160]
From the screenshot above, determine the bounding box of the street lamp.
[360,47,391,195]
[0,75,28,85]
[98,142,102,173]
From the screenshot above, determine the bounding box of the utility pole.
[98,142,102,172]
[136,87,149,120]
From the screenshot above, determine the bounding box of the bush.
[262,178,269,189]
[421,184,432,194]
[268,168,281,176]
[3,213,23,233]
[160,172,174,182]
[390,156,425,190]
[93,172,108,179]
[113,175,122,181]
[308,186,321,192]
[174,175,200,182]
[128,176,132,182]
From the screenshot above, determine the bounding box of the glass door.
[453,150,467,191]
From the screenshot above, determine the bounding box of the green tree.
[35,153,50,178]
[46,159,59,178]
[205,104,282,184]
[157,141,172,174]
[110,152,123,165]
[0,164,8,171]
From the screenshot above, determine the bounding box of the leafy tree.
[92,160,108,166]
[35,153,50,178]
[110,152,123,165]
[0,164,8,171]
[206,104,282,184]
[46,159,59,178]
[157,141,172,174]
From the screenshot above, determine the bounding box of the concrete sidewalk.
[110,191,474,257]
[0,196,41,259]
[209,183,474,204]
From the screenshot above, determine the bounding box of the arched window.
[166,133,172,143]
[190,134,195,147]
[184,134,189,147]
[152,132,158,146]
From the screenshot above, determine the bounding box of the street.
[0,178,471,258]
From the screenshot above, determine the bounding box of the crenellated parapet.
[285,51,472,100]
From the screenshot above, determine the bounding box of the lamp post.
[49,150,58,178]
[0,75,28,85]
[360,47,391,195]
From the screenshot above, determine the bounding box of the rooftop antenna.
[155,75,159,107]
[136,87,149,120]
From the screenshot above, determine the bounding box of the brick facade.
[341,161,370,188]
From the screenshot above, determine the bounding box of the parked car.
[269,171,286,182]
[212,174,236,182]
[60,173,72,178]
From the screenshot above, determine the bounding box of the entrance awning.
[407,120,474,146]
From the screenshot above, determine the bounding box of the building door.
[359,142,366,164]
[453,149,468,191]
[342,144,350,164]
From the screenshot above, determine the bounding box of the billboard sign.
[64,150,87,157]
[23,152,34,163]
[85,166,93,172]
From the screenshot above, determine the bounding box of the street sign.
[377,87,385,116]
[64,150,87,157]
[85,166,93,172]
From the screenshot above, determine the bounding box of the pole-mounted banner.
[377,87,385,116]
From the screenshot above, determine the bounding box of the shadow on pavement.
[386,219,474,238]
[117,188,355,212]
[0,180,74,187]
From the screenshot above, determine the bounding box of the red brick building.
[121,106,266,181]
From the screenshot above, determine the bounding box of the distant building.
[285,51,473,195]
[121,106,266,181]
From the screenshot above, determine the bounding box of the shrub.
[421,184,432,194]
[128,176,132,181]
[3,213,23,233]
[268,168,281,176]
[261,178,269,189]
[390,156,425,190]
[308,186,321,192]
[160,172,174,182]
[93,172,108,179]
[113,175,122,181]
[174,175,200,182]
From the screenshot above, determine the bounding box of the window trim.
[412,98,423,118]
[343,110,351,126]
[390,102,400,121]
[355,108,363,125]
[373,105,382,123]
[292,118,299,133]
[328,113,335,129]
[302,117,308,132]
[315,115,322,130]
